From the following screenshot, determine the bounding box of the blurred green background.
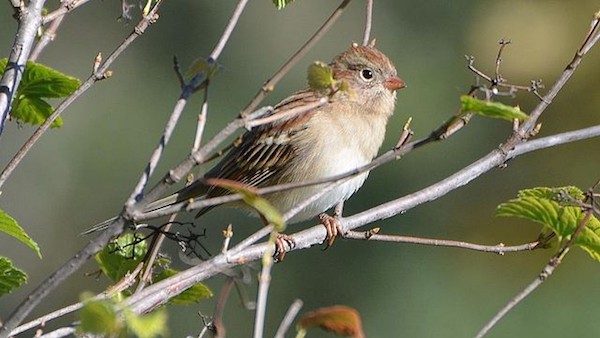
[1,0,600,337]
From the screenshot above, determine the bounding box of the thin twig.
[213,278,236,338]
[42,0,94,24]
[274,299,304,338]
[208,0,249,62]
[134,213,178,293]
[362,0,373,46]
[244,97,327,128]
[253,234,276,338]
[30,0,74,61]
[344,231,541,254]
[222,224,234,253]
[37,326,76,338]
[193,86,210,152]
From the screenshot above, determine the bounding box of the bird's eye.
[360,68,374,81]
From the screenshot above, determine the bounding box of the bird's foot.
[319,213,344,249]
[274,233,295,262]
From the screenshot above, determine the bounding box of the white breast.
[268,104,388,223]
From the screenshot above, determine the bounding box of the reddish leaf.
[298,305,365,338]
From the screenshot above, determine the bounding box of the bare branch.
[42,0,94,24]
[274,299,304,338]
[344,230,541,254]
[362,0,373,46]
[0,0,46,134]
[208,0,249,63]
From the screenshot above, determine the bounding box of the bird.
[87,41,405,258]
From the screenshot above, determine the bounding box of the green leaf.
[78,297,122,336]
[460,95,528,121]
[497,186,600,261]
[517,186,585,202]
[0,257,28,296]
[0,209,41,258]
[12,95,62,127]
[124,308,167,338]
[0,58,80,127]
[307,61,335,92]
[95,234,147,282]
[273,0,295,9]
[20,61,80,98]
[79,295,167,337]
[155,268,213,305]
[205,178,285,231]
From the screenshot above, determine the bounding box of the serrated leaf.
[20,61,80,98]
[0,209,41,258]
[517,186,585,203]
[460,95,528,121]
[307,61,336,92]
[78,297,121,336]
[273,0,294,9]
[95,234,147,282]
[205,178,285,231]
[184,57,220,82]
[124,308,167,338]
[0,58,80,127]
[0,256,28,296]
[497,186,600,261]
[298,305,365,338]
[155,268,213,305]
[12,95,62,127]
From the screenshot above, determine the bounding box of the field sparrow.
[89,42,404,255]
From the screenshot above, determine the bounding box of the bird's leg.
[319,201,345,248]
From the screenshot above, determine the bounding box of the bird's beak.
[384,76,406,91]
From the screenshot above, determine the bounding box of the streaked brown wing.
[195,89,324,202]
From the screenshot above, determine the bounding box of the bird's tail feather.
[80,216,119,235]
[81,193,182,235]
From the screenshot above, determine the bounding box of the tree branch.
[0,0,46,135]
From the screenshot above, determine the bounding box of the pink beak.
[384,76,406,91]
